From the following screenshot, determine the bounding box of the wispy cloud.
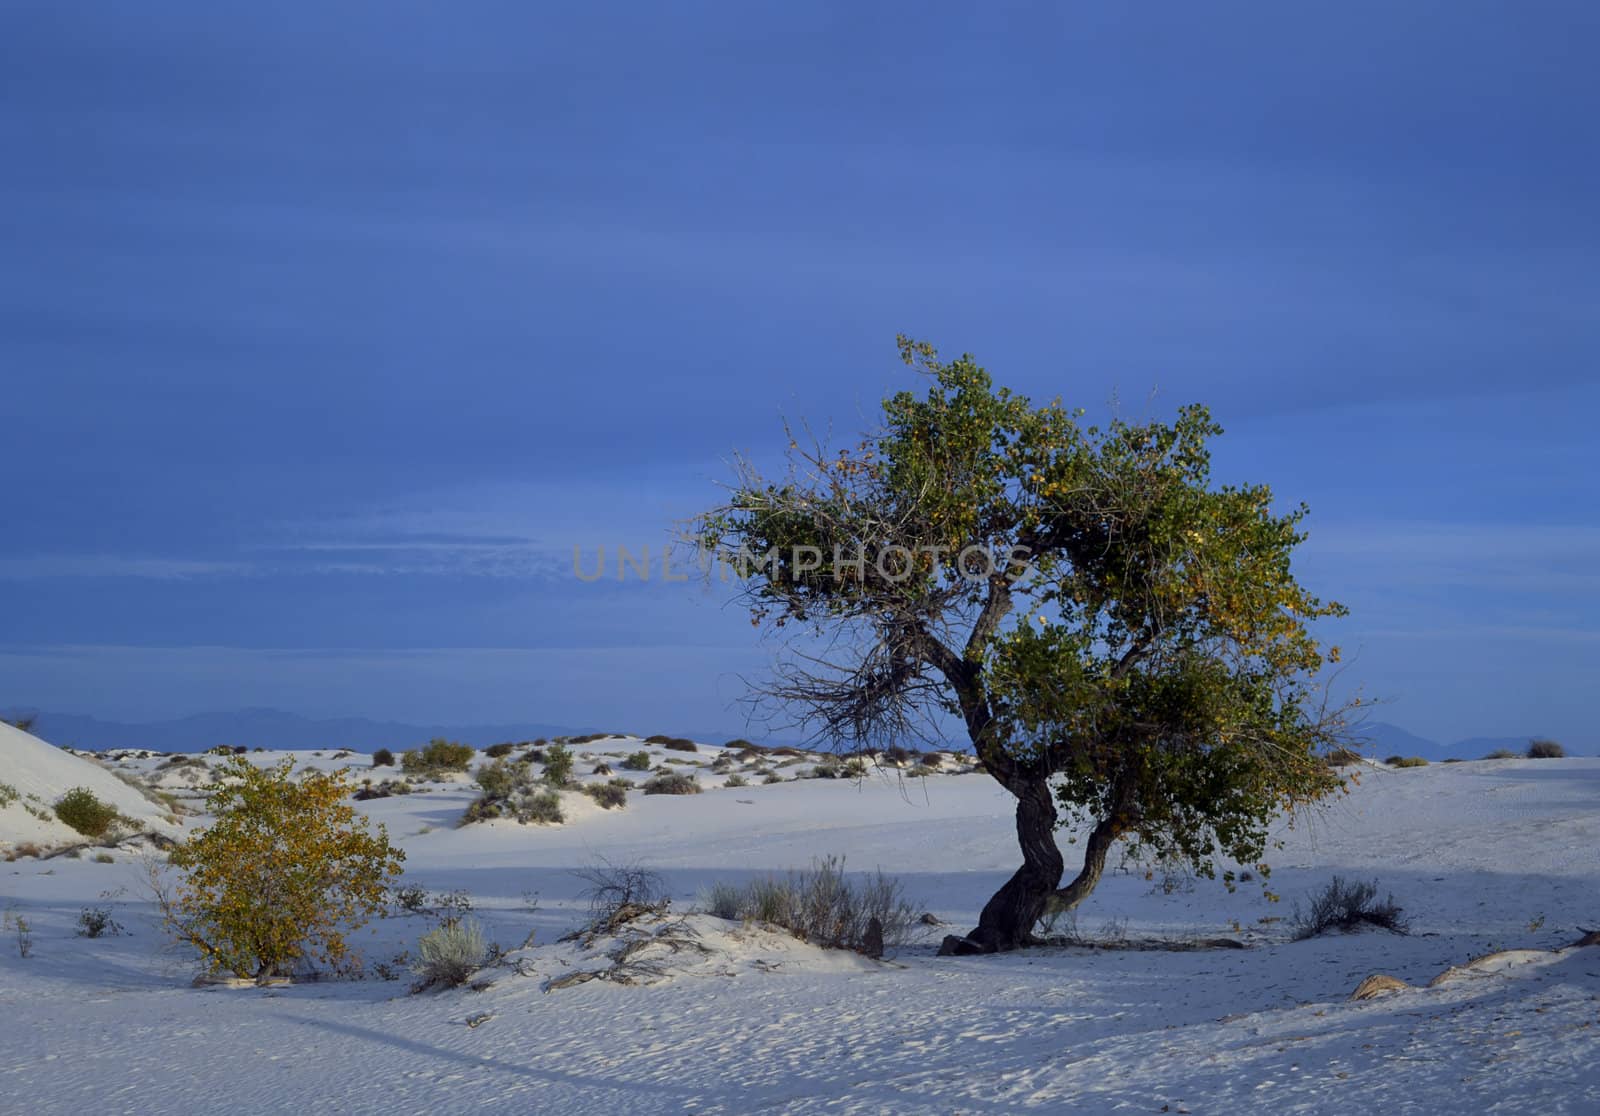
[0,556,255,581]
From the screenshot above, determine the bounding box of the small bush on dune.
[542,744,575,786]
[573,859,665,928]
[77,905,123,938]
[592,762,612,776]
[372,748,395,767]
[1385,756,1428,768]
[582,782,628,809]
[642,772,700,796]
[1323,746,1362,768]
[702,856,916,957]
[0,781,18,808]
[1527,738,1566,759]
[1292,876,1406,939]
[463,762,566,825]
[1484,749,1520,760]
[663,739,697,752]
[402,739,474,776]
[352,779,412,801]
[724,738,757,751]
[483,742,515,759]
[620,751,653,771]
[54,787,121,839]
[723,773,748,788]
[412,919,486,991]
[762,772,785,785]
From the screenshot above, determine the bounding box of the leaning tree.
[693,338,1355,953]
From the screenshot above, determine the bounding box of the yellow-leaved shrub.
[165,757,404,980]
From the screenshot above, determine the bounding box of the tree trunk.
[939,771,1126,956]
[939,776,1062,954]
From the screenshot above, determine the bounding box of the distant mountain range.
[1350,721,1564,760]
[6,708,1567,759]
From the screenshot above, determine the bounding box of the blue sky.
[2,3,1596,747]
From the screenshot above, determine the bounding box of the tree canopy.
[695,338,1353,952]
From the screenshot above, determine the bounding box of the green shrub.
[519,789,565,824]
[723,773,748,788]
[402,739,474,775]
[542,744,575,786]
[1527,738,1565,759]
[54,787,120,838]
[0,782,18,809]
[762,772,785,785]
[662,738,698,752]
[582,782,628,809]
[473,760,520,800]
[372,748,395,767]
[412,919,486,991]
[1385,756,1428,768]
[620,751,653,771]
[483,742,515,759]
[642,772,700,796]
[1484,749,1519,760]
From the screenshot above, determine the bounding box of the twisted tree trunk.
[939,768,1127,955]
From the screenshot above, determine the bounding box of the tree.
[164,757,405,979]
[693,338,1353,953]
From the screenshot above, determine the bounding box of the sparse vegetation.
[1484,749,1520,760]
[159,757,405,980]
[483,742,516,759]
[1526,738,1565,759]
[411,919,487,991]
[572,858,665,928]
[702,855,916,957]
[1324,747,1363,767]
[582,781,628,809]
[372,748,395,767]
[620,751,653,771]
[642,772,701,796]
[0,781,18,808]
[77,904,123,938]
[1385,756,1428,768]
[1291,876,1407,939]
[723,773,748,788]
[54,787,121,839]
[401,739,474,776]
[542,743,575,786]
[462,763,566,825]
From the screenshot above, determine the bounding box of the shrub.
[412,919,486,991]
[762,772,785,785]
[352,779,412,801]
[54,787,120,839]
[162,758,405,980]
[703,855,917,957]
[77,905,123,938]
[371,748,395,767]
[542,743,575,786]
[573,859,664,927]
[1324,746,1362,767]
[620,751,653,771]
[1385,756,1428,768]
[582,782,628,809]
[1484,749,1520,760]
[0,781,18,808]
[1527,738,1566,759]
[5,842,43,861]
[592,762,612,776]
[1291,876,1406,939]
[724,738,756,750]
[518,788,564,824]
[645,734,697,751]
[402,739,474,775]
[723,773,748,788]
[642,772,701,796]
[473,759,520,800]
[483,742,515,759]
